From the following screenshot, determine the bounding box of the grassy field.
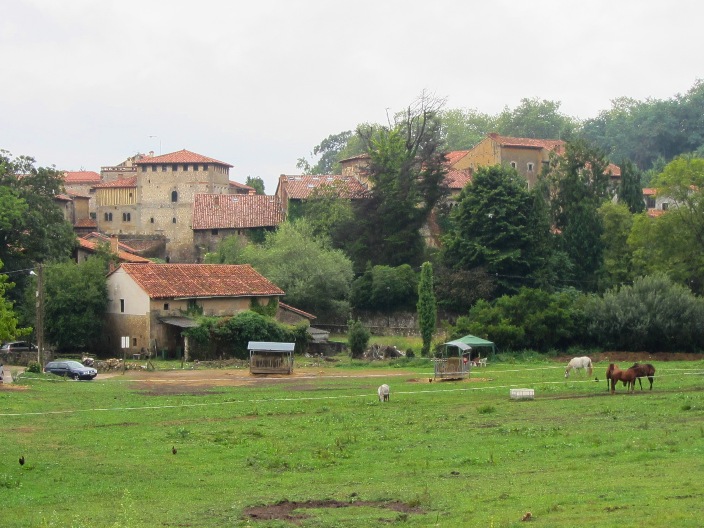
[1,355,703,527]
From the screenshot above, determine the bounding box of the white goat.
[377,384,390,402]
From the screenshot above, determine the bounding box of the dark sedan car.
[44,360,97,380]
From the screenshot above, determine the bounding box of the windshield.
[66,361,86,369]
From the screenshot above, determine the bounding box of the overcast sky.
[2,0,702,193]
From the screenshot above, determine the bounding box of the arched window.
[171,190,178,203]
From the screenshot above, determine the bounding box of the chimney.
[110,235,119,255]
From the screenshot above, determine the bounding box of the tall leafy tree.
[0,262,30,342]
[495,98,577,140]
[339,94,449,271]
[240,219,354,321]
[440,108,495,150]
[618,159,645,213]
[442,164,547,296]
[42,257,109,352]
[542,140,611,290]
[245,176,265,195]
[297,181,355,243]
[598,202,635,290]
[417,261,436,357]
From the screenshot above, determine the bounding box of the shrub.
[347,319,370,359]
[27,362,41,373]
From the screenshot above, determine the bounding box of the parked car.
[0,341,37,353]
[44,360,97,380]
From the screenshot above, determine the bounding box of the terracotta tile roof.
[444,169,472,190]
[606,163,621,177]
[93,176,137,189]
[75,218,98,228]
[55,194,72,201]
[229,180,255,193]
[642,188,657,196]
[280,174,368,200]
[116,263,284,299]
[67,191,91,199]
[192,194,285,230]
[488,132,565,152]
[445,150,470,167]
[135,149,233,168]
[279,302,316,320]
[647,209,666,218]
[81,232,139,253]
[77,238,151,263]
[339,153,371,163]
[64,171,101,183]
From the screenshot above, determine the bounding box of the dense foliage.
[349,264,417,312]
[184,310,308,360]
[347,319,370,359]
[416,262,436,357]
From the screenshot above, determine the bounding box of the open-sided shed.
[434,334,496,380]
[248,341,295,375]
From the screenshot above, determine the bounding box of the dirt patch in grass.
[0,384,28,391]
[242,499,423,524]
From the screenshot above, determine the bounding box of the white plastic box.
[510,388,534,400]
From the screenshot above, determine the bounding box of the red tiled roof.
[93,176,137,189]
[81,232,139,253]
[64,171,101,183]
[279,302,316,320]
[192,194,284,230]
[642,188,656,196]
[229,180,255,193]
[54,194,72,201]
[280,174,368,200]
[647,209,666,218]
[339,153,370,163]
[606,163,621,177]
[444,169,472,190]
[75,218,98,228]
[116,263,284,299]
[445,150,470,167]
[77,238,151,263]
[135,149,232,168]
[67,191,91,199]
[488,133,565,152]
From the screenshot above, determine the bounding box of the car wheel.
[71,373,80,380]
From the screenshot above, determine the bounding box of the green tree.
[42,258,109,352]
[245,176,265,195]
[618,160,645,213]
[440,108,495,150]
[339,94,449,271]
[417,262,437,356]
[584,273,704,351]
[495,98,577,140]
[0,262,29,342]
[297,180,355,243]
[240,219,354,321]
[204,235,247,264]
[350,264,418,312]
[442,165,547,296]
[598,202,635,290]
[347,319,370,359]
[543,140,611,290]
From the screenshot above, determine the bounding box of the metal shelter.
[248,341,295,375]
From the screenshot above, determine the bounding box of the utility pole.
[35,263,45,366]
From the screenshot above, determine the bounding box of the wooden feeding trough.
[248,341,295,375]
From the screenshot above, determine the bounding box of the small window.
[172,217,177,223]
[203,164,208,171]
[183,164,189,171]
[527,163,534,172]
[661,202,669,211]
[161,164,167,172]
[172,164,178,171]
[171,190,178,202]
[510,161,517,169]
[122,212,131,222]
[141,165,147,172]
[104,212,113,222]
[150,217,155,223]
[163,303,169,310]
[211,229,219,235]
[90,212,96,219]
[151,165,157,172]
[120,299,125,313]
[193,164,199,172]
[132,337,137,346]
[646,196,656,208]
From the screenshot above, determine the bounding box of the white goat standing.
[378,384,390,402]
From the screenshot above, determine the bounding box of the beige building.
[63,171,101,214]
[94,150,234,262]
[104,263,285,358]
[462,133,565,188]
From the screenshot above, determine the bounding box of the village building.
[75,234,151,265]
[104,263,285,358]
[275,174,368,216]
[62,171,101,214]
[192,193,285,261]
[94,149,234,262]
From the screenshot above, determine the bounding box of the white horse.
[377,384,390,402]
[565,356,593,378]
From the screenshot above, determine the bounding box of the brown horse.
[605,363,616,392]
[610,365,637,394]
[629,363,656,390]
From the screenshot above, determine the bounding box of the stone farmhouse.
[192,193,285,261]
[63,170,101,214]
[104,263,285,358]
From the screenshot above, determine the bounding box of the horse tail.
[587,359,593,377]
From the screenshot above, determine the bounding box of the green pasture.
[1,357,703,527]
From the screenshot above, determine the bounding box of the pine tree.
[417,262,437,357]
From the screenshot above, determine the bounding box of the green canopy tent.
[443,334,496,361]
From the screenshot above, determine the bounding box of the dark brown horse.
[629,363,656,390]
[610,365,637,394]
[605,363,616,392]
